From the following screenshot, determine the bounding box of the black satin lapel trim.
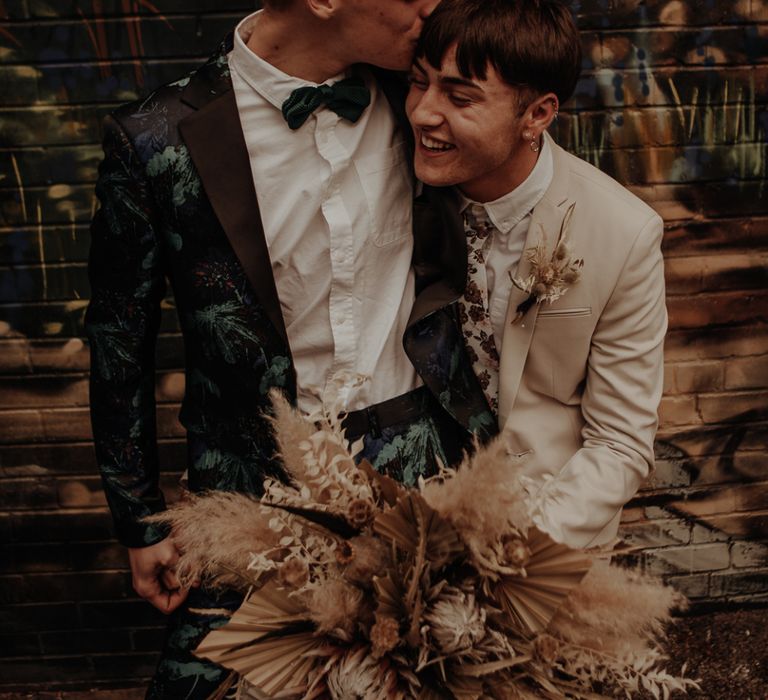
[179,90,290,347]
[408,186,467,326]
[180,32,236,110]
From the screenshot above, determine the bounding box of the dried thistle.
[325,646,391,700]
[502,537,531,569]
[425,588,486,655]
[335,541,355,566]
[533,633,561,664]
[347,498,375,528]
[370,615,401,658]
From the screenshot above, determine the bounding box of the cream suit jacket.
[498,133,667,548]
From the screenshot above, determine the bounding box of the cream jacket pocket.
[537,306,592,319]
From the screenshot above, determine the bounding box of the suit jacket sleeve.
[529,212,667,548]
[85,115,169,548]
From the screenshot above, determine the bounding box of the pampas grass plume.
[146,492,280,590]
[421,438,531,546]
[549,561,686,654]
[268,389,317,484]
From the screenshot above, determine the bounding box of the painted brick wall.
[0,0,766,692]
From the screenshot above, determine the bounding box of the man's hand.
[128,538,189,614]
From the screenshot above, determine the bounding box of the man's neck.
[459,147,539,204]
[245,10,349,83]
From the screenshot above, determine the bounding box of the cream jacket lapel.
[498,136,575,426]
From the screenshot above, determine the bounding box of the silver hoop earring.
[530,137,540,153]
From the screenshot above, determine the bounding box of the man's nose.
[409,90,443,128]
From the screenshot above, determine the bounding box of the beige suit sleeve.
[529,212,667,548]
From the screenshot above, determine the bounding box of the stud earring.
[522,130,532,140]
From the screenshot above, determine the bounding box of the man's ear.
[525,93,559,135]
[305,0,341,20]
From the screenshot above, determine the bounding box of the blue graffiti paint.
[575,75,598,99]
[744,25,760,64]
[637,47,650,98]
[696,29,714,47]
[759,110,768,134]
[1,229,32,266]
[39,47,68,62]
[612,73,624,103]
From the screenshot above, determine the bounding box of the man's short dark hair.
[416,0,582,107]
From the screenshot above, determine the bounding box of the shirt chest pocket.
[354,143,412,247]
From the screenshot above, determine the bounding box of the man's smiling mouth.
[420,133,455,152]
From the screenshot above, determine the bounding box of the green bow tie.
[281,76,371,130]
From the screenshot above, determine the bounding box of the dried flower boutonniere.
[510,202,583,324]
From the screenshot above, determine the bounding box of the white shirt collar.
[458,134,554,234]
[230,11,346,111]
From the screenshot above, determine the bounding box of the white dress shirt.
[458,137,554,345]
[228,12,420,413]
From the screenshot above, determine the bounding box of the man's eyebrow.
[439,75,483,90]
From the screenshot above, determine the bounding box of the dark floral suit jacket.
[86,36,495,549]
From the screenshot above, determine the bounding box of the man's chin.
[414,163,461,188]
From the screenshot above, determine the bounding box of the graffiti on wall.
[0,0,766,585]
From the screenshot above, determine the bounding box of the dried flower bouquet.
[150,392,698,700]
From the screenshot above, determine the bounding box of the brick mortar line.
[0,11,244,26]
[635,481,768,496]
[0,369,186,378]
[6,98,765,112]
[2,17,766,30]
[2,14,765,26]
[1,568,132,574]
[5,178,768,196]
[0,263,90,271]
[0,402,181,414]
[0,215,751,234]
[694,389,768,398]
[665,289,768,297]
[2,58,768,72]
[7,140,768,154]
